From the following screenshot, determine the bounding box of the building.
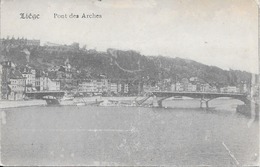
[187,83,197,92]
[243,83,248,93]
[101,79,109,92]
[189,77,199,82]
[47,78,60,91]
[171,83,176,91]
[220,86,239,93]
[35,70,48,91]
[0,64,2,100]
[78,78,110,93]
[20,66,36,92]
[44,42,79,51]
[96,80,103,93]
[78,80,98,93]
[1,37,40,47]
[200,83,210,92]
[181,78,189,91]
[48,66,60,72]
[98,79,109,93]
[57,70,66,79]
[123,83,129,94]
[53,63,73,80]
[109,82,118,94]
[226,86,239,93]
[26,39,40,46]
[44,42,62,47]
[8,70,25,100]
[175,82,184,91]
[1,61,15,99]
[143,83,159,92]
[70,42,80,50]
[210,85,218,92]
[117,83,122,93]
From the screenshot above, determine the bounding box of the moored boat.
[43,96,60,105]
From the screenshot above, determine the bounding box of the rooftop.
[10,70,24,79]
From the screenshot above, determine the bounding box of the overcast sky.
[1,0,258,73]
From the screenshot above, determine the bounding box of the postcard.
[0,0,259,166]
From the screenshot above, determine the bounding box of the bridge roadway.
[147,91,250,108]
[25,91,65,99]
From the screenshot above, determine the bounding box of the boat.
[61,95,74,101]
[43,95,60,105]
[74,97,103,106]
[59,94,75,105]
[100,99,118,106]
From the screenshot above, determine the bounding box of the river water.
[0,99,259,166]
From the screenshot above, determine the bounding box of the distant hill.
[0,44,252,87]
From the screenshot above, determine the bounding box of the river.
[0,99,259,166]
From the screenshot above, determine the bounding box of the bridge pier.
[200,98,211,109]
[158,100,163,108]
[206,101,209,108]
[152,96,167,108]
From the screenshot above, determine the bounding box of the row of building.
[43,42,80,51]
[0,61,60,100]
[78,79,129,95]
[1,37,40,47]
[0,60,131,100]
[0,37,80,52]
[0,59,252,101]
[143,77,248,94]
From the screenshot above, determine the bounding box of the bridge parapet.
[25,91,65,99]
[149,91,247,96]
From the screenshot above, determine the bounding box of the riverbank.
[0,96,147,109]
[0,100,46,109]
[0,96,251,109]
[84,96,145,101]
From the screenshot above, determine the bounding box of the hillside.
[0,44,251,87]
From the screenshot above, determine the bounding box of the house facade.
[8,70,25,100]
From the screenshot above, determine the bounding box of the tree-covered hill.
[0,45,252,87]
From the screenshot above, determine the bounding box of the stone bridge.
[25,91,65,99]
[144,91,250,108]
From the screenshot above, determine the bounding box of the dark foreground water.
[0,99,259,166]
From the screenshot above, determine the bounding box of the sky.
[0,0,259,73]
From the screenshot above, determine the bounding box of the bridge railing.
[25,90,65,93]
[146,91,248,96]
